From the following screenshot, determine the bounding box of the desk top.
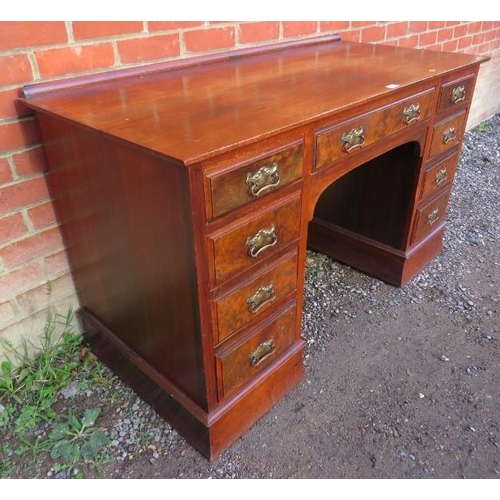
[21,36,489,164]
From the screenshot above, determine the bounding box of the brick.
[319,21,350,32]
[27,202,57,229]
[184,27,235,53]
[117,34,180,64]
[351,22,376,28]
[398,36,419,49]
[0,158,12,185]
[0,88,31,121]
[282,22,318,38]
[428,21,446,30]
[457,36,473,50]
[35,43,115,79]
[361,26,387,43]
[442,40,458,52]
[387,22,408,39]
[467,21,482,34]
[419,31,437,47]
[148,21,204,31]
[0,262,42,300]
[16,272,75,316]
[72,21,143,40]
[0,21,67,51]
[0,53,33,86]
[11,147,47,177]
[238,22,280,44]
[0,226,64,268]
[0,177,50,217]
[0,301,15,326]
[472,33,485,46]
[446,21,461,27]
[0,212,28,242]
[453,24,469,38]
[484,30,496,42]
[44,249,70,277]
[0,119,40,153]
[437,28,454,42]
[481,21,494,31]
[409,21,428,33]
[341,30,361,43]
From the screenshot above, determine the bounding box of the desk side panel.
[36,114,208,409]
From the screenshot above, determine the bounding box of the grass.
[0,307,114,478]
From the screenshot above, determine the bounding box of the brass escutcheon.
[247,283,276,313]
[246,163,280,197]
[249,339,276,367]
[451,84,466,105]
[341,126,365,153]
[435,167,448,186]
[246,226,278,258]
[403,103,421,125]
[427,208,439,226]
[442,127,457,145]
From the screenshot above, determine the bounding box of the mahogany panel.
[437,74,475,114]
[420,149,460,201]
[411,188,452,244]
[429,110,467,159]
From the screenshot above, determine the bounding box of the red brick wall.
[1,21,499,352]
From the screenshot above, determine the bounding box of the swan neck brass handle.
[403,103,421,125]
[442,127,457,145]
[341,126,365,153]
[246,163,280,197]
[435,167,448,186]
[427,208,440,226]
[250,339,276,367]
[247,283,276,313]
[451,84,466,105]
[246,225,277,258]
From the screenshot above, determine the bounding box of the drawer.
[420,151,459,201]
[428,111,466,159]
[411,189,452,244]
[209,194,301,284]
[213,250,298,344]
[437,75,474,114]
[205,141,304,219]
[315,88,435,170]
[215,303,297,399]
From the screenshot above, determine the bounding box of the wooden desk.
[21,35,489,459]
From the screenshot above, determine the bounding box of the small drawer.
[420,151,459,200]
[215,303,297,399]
[205,141,304,219]
[209,194,301,285]
[213,251,298,344]
[412,189,452,244]
[428,111,466,159]
[315,88,435,170]
[437,75,474,114]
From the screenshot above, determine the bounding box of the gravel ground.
[4,113,499,480]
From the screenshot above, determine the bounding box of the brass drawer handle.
[451,84,466,105]
[435,167,448,186]
[403,103,421,125]
[246,225,277,258]
[249,339,276,367]
[442,127,457,145]
[427,208,439,226]
[247,283,276,313]
[341,126,365,153]
[246,163,280,197]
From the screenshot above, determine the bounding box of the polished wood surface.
[21,36,489,459]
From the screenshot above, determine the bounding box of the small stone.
[419,393,425,399]
[440,355,450,362]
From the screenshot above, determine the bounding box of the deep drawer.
[212,250,298,344]
[437,75,474,114]
[205,141,304,219]
[428,111,466,159]
[315,88,435,170]
[412,189,452,244]
[209,194,301,285]
[215,303,298,399]
[420,150,460,201]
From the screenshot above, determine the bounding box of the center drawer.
[208,194,301,285]
[314,88,435,170]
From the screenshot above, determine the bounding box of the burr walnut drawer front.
[314,88,435,170]
[208,194,301,285]
[428,110,467,159]
[420,151,460,201]
[411,189,452,244]
[437,75,475,114]
[215,303,297,399]
[212,250,299,344]
[205,141,304,219]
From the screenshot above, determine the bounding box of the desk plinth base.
[79,308,305,460]
[308,218,445,287]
